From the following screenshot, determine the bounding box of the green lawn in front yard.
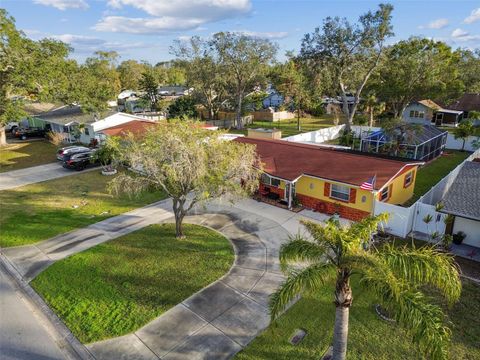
[229,115,338,138]
[31,223,234,343]
[236,277,480,360]
[0,140,57,172]
[0,169,165,247]
[405,150,471,206]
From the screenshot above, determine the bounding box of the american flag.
[360,175,376,191]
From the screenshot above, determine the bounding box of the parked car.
[62,150,97,171]
[14,127,46,140]
[56,146,90,161]
[4,122,19,133]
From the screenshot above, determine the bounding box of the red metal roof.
[235,137,418,190]
[100,120,158,137]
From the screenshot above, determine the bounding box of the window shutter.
[324,182,330,197]
[349,188,356,203]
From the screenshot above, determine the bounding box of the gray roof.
[442,161,480,221]
[34,105,116,126]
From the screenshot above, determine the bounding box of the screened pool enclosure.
[359,125,448,161]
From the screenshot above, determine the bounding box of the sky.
[2,0,480,64]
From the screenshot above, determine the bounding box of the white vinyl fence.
[375,148,480,238]
[445,133,479,152]
[284,125,345,143]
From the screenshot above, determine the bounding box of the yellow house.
[236,137,421,221]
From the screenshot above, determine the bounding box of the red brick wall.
[296,193,370,221]
[259,183,285,198]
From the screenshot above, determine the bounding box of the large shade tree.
[211,32,277,128]
[300,3,394,131]
[0,9,74,145]
[171,36,226,120]
[271,53,310,131]
[270,215,461,360]
[109,121,260,237]
[371,38,463,117]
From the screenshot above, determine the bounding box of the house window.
[419,112,424,118]
[409,110,414,117]
[330,184,350,202]
[84,127,90,136]
[261,174,280,187]
[380,187,389,201]
[404,172,413,187]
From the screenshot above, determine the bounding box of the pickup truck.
[13,127,47,140]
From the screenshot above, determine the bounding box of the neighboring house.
[403,100,463,127]
[448,93,480,119]
[440,161,480,248]
[34,106,154,144]
[359,125,448,161]
[262,91,284,109]
[235,137,421,221]
[157,85,190,96]
[97,120,158,141]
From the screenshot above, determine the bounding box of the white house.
[403,100,463,127]
[34,105,156,144]
[440,161,480,248]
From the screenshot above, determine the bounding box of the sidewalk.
[2,197,341,360]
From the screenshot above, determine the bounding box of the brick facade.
[296,193,370,221]
[259,183,285,199]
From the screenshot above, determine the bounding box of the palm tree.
[270,215,461,360]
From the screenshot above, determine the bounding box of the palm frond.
[301,219,342,253]
[269,263,335,321]
[378,244,461,305]
[279,235,328,272]
[361,266,452,360]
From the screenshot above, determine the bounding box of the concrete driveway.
[2,198,344,360]
[0,163,98,191]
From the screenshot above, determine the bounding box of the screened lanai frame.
[359,125,448,161]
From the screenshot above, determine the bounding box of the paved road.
[0,163,98,191]
[0,263,65,360]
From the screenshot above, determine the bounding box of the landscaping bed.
[0,170,165,247]
[31,223,234,343]
[404,150,471,206]
[236,277,480,360]
[0,140,57,172]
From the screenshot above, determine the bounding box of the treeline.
[2,4,480,131]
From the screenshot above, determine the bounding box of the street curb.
[0,252,95,360]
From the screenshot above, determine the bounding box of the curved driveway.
[3,199,337,359]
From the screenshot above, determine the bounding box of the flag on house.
[360,175,376,190]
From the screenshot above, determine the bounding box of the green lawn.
[229,115,338,138]
[31,223,234,343]
[0,141,57,172]
[405,150,471,206]
[236,277,480,360]
[0,170,165,247]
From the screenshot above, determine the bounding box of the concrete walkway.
[0,163,98,191]
[2,198,343,360]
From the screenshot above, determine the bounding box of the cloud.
[233,30,288,39]
[95,0,252,34]
[418,18,449,30]
[464,8,480,24]
[49,33,151,54]
[450,28,480,42]
[33,0,88,10]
